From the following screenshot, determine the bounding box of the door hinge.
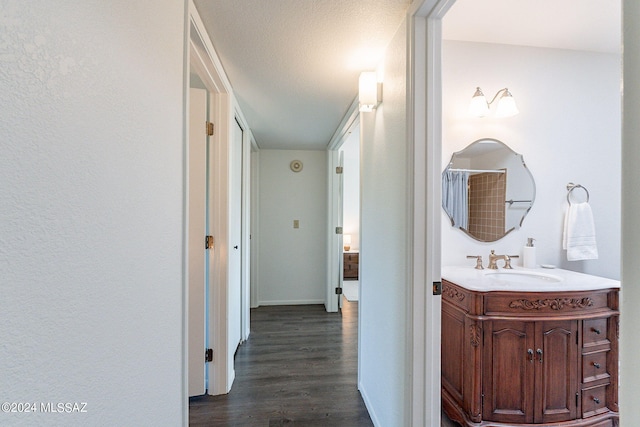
[335,287,343,295]
[335,226,343,234]
[205,348,213,363]
[576,392,579,408]
[433,281,442,296]
[205,235,214,249]
[336,166,343,174]
[206,121,214,136]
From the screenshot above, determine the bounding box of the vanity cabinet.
[442,279,619,427]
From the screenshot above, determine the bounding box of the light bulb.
[468,87,489,117]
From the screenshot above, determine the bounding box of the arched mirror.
[442,138,535,242]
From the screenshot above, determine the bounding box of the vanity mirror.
[442,138,535,242]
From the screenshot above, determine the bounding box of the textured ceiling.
[194,0,410,150]
[193,0,620,151]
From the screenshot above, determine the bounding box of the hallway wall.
[0,1,186,425]
[359,18,409,427]
[256,149,327,305]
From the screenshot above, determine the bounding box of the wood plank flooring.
[189,298,459,426]
[189,299,373,426]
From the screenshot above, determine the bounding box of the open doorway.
[340,127,361,306]
[439,0,622,425]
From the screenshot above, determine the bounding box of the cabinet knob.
[593,362,601,369]
[593,397,601,404]
[592,327,602,335]
[527,349,534,363]
[536,348,543,363]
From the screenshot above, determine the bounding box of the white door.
[229,118,243,353]
[188,88,207,396]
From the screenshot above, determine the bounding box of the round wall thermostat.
[290,160,303,172]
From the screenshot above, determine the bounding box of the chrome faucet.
[488,250,519,269]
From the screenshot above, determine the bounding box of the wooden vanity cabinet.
[442,279,619,427]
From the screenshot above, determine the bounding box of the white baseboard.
[257,299,325,306]
[359,380,381,427]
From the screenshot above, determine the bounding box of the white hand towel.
[563,202,598,261]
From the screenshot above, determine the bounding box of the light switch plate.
[293,220,299,229]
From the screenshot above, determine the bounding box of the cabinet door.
[535,320,578,423]
[483,320,536,424]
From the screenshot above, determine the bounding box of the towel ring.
[566,183,589,205]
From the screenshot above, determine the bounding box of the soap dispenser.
[523,237,536,268]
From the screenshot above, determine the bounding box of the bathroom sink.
[442,265,619,292]
[485,270,562,284]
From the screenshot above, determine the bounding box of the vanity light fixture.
[469,87,519,118]
[359,71,382,112]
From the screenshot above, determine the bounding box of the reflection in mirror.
[442,138,535,242]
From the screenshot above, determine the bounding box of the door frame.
[407,0,456,425]
[188,0,255,396]
[189,8,232,395]
[326,98,359,313]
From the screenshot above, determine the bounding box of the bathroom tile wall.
[468,171,506,241]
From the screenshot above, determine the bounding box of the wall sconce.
[343,234,352,251]
[359,72,382,112]
[469,87,519,118]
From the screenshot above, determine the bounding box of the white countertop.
[442,265,620,293]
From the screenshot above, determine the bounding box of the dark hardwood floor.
[189,298,373,426]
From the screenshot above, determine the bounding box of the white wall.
[341,128,360,250]
[441,41,621,279]
[621,0,640,422]
[0,1,186,426]
[256,150,327,305]
[359,19,408,427]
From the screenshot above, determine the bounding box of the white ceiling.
[443,0,621,55]
[193,0,410,150]
[193,0,621,151]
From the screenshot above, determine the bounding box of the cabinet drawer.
[441,281,473,313]
[582,384,609,418]
[583,318,609,347]
[582,351,610,383]
[344,253,359,262]
[484,291,610,316]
